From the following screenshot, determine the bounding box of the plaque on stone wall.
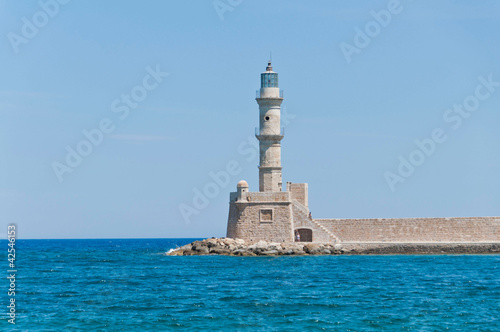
[260,209,273,222]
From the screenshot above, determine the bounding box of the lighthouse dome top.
[262,60,276,74]
[266,61,274,72]
[237,180,249,188]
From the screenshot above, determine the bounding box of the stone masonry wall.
[227,193,500,244]
[287,183,308,208]
[227,199,293,243]
[291,202,332,242]
[315,217,500,243]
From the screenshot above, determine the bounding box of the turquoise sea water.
[1,238,499,331]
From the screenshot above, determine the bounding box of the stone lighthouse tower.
[227,60,315,243]
[256,61,284,192]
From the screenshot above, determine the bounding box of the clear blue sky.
[1,0,499,239]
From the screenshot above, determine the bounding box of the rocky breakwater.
[166,238,342,256]
[166,238,500,256]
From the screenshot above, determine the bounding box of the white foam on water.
[166,248,180,254]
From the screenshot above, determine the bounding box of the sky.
[1,0,499,239]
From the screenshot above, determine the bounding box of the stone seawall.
[316,217,500,243]
[338,242,500,255]
[166,238,500,256]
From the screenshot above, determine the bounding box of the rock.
[233,249,256,256]
[255,240,268,249]
[234,238,245,245]
[205,239,219,248]
[267,243,280,250]
[165,238,500,256]
[210,248,231,255]
[251,248,263,255]
[194,247,209,254]
[303,244,322,253]
[260,250,279,255]
[292,245,306,252]
[280,243,303,251]
[167,249,183,256]
[192,242,208,250]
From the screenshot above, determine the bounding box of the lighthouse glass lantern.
[261,72,278,88]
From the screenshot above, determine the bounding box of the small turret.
[237,180,249,200]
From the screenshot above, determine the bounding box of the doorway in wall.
[296,228,312,242]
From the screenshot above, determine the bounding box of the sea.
[1,238,499,331]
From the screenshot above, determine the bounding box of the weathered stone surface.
[303,243,321,253]
[233,249,256,256]
[234,239,245,245]
[194,247,209,254]
[260,250,279,255]
[205,239,219,248]
[226,179,500,245]
[255,241,268,249]
[168,249,184,256]
[210,248,231,255]
[314,217,500,243]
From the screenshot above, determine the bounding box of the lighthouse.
[225,60,500,246]
[256,61,284,192]
[227,60,314,243]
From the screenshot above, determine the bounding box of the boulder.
[167,249,184,256]
[247,244,258,251]
[303,243,322,253]
[281,249,294,255]
[233,249,256,256]
[260,250,279,256]
[194,246,210,254]
[165,238,345,256]
[210,248,231,255]
[205,239,219,248]
[192,243,208,250]
[234,238,246,245]
[251,248,263,255]
[256,240,269,248]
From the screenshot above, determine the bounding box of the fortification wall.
[287,183,308,208]
[291,202,332,242]
[315,217,500,243]
[227,191,294,242]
